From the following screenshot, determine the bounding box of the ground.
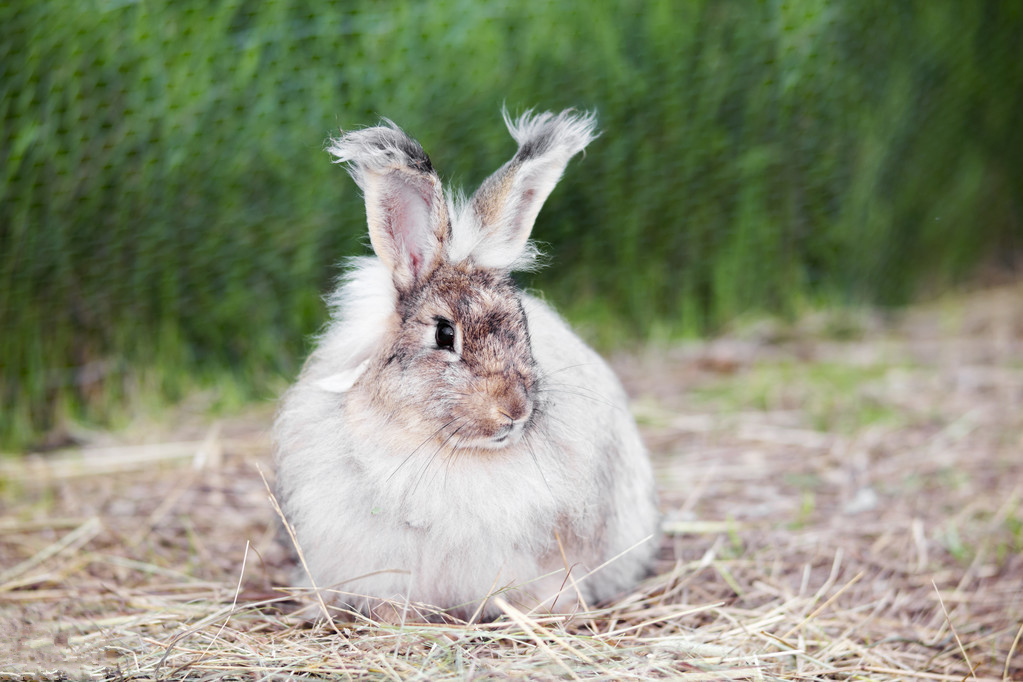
[2,284,1022,680]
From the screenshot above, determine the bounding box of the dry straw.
[2,285,1022,679]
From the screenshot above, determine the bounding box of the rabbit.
[273,109,659,622]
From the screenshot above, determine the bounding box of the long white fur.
[306,257,395,391]
[275,110,657,620]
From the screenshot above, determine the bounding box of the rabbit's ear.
[328,122,449,291]
[460,109,597,270]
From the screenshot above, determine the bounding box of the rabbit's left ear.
[456,109,597,270]
[329,122,449,292]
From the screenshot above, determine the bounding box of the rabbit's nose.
[497,403,525,424]
[497,385,531,424]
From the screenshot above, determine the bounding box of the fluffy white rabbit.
[274,109,659,621]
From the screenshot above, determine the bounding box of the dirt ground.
[2,284,1021,680]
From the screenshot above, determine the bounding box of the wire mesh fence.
[2,0,1021,446]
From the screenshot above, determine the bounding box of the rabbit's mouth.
[455,419,528,450]
[491,425,518,446]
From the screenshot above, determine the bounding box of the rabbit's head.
[323,110,596,451]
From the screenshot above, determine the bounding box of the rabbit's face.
[326,110,597,455]
[362,263,537,451]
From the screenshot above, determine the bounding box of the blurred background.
[2,0,1021,450]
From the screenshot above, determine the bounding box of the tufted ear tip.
[450,108,597,271]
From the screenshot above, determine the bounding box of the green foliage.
[2,0,1021,447]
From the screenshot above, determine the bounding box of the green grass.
[2,0,1022,448]
[693,361,899,433]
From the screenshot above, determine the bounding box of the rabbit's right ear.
[328,122,449,292]
[455,109,597,270]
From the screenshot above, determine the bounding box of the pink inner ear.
[383,177,434,280]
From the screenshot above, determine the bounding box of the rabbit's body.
[274,110,658,620]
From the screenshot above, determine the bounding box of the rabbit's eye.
[435,319,456,351]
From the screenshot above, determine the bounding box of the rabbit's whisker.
[535,362,595,381]
[523,430,554,500]
[427,424,472,492]
[409,421,467,498]
[387,417,460,482]
[536,384,622,412]
[534,412,579,444]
